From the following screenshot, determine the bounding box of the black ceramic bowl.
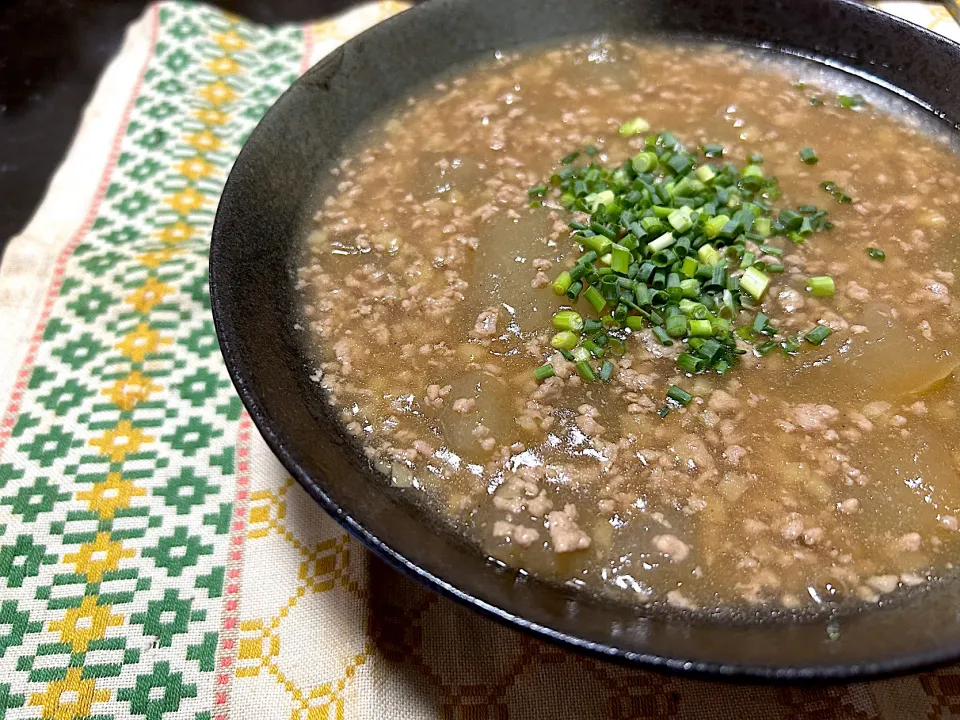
[210,0,960,681]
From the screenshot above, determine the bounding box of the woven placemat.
[0,2,958,717]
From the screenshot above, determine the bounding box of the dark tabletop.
[0,0,389,260]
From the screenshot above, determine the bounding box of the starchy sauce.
[298,39,960,612]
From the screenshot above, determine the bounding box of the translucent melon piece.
[436,371,515,461]
[467,209,569,334]
[780,308,958,403]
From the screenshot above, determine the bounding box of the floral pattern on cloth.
[0,2,958,718]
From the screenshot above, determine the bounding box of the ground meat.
[471,308,499,338]
[894,532,922,553]
[531,271,551,288]
[452,397,476,414]
[845,281,870,302]
[574,404,605,437]
[708,390,739,413]
[839,498,860,514]
[527,489,553,517]
[654,534,690,562]
[424,384,452,408]
[493,520,541,548]
[547,504,591,553]
[792,403,839,431]
[723,445,746,466]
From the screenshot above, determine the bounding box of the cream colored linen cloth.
[0,2,959,719]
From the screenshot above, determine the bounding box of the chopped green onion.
[647,232,676,253]
[799,147,819,165]
[804,324,832,345]
[782,335,801,354]
[552,310,584,332]
[575,360,596,380]
[619,116,651,135]
[552,271,573,296]
[867,247,886,261]
[741,164,765,185]
[667,207,694,233]
[753,312,770,333]
[697,244,721,267]
[838,93,868,110]
[806,276,835,297]
[753,217,772,237]
[679,278,700,298]
[740,266,771,300]
[550,331,579,350]
[689,319,713,337]
[677,353,705,373]
[702,144,724,158]
[758,244,783,257]
[528,131,836,383]
[666,315,688,338]
[582,235,613,255]
[534,364,555,381]
[571,346,591,363]
[599,360,614,381]
[666,385,693,406]
[610,244,631,275]
[583,285,606,313]
[632,151,658,173]
[651,325,673,345]
[695,164,716,183]
[587,190,616,212]
[704,214,729,240]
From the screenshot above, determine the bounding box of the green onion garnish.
[575,360,596,380]
[665,314,688,338]
[599,360,614,381]
[807,276,835,297]
[528,132,834,383]
[550,331,579,350]
[799,147,819,165]
[534,364,555,382]
[838,93,868,110]
[666,385,693,406]
[552,310,584,332]
[740,267,771,300]
[619,116,651,135]
[867,247,886,261]
[804,324,832,345]
[583,285,606,313]
[552,271,573,296]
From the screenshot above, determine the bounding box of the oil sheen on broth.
[299,39,960,612]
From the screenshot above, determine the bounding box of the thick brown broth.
[299,39,960,612]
